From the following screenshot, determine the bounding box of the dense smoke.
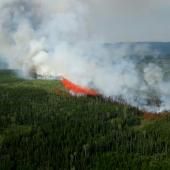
[0,0,170,112]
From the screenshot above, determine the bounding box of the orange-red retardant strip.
[61,78,98,96]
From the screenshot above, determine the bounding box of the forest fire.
[61,77,98,96]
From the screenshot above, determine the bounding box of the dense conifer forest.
[0,70,170,170]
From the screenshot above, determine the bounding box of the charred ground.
[0,70,170,170]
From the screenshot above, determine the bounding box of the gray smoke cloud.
[0,0,170,112]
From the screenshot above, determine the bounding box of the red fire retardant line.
[61,78,98,96]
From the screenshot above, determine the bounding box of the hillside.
[0,70,170,170]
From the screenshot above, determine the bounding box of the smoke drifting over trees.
[0,0,170,112]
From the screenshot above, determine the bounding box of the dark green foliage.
[126,116,141,126]
[0,70,170,170]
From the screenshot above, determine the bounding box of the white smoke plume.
[0,0,170,112]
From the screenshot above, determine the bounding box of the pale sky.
[85,0,170,42]
[0,0,170,42]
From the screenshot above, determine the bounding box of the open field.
[0,70,170,169]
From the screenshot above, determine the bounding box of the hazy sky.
[0,0,170,42]
[84,0,170,42]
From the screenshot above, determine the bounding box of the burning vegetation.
[61,77,98,96]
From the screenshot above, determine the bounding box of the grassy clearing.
[0,70,64,93]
